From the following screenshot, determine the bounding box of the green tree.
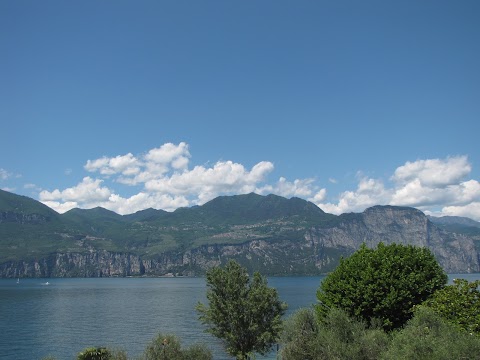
[144,333,212,360]
[196,260,286,360]
[423,278,480,335]
[316,243,447,331]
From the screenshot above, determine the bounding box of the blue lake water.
[0,274,478,360]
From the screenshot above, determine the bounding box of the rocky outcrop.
[307,206,480,273]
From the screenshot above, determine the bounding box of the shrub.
[280,308,319,360]
[281,307,390,360]
[77,347,111,360]
[381,306,480,360]
[144,333,212,360]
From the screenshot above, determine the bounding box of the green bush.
[77,347,111,360]
[381,306,480,360]
[144,333,212,360]
[281,307,390,360]
[76,347,127,360]
[280,308,319,360]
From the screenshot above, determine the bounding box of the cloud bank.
[37,143,480,221]
[319,156,480,220]
[40,142,315,214]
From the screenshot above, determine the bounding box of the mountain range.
[1,189,479,277]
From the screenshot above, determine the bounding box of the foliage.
[144,333,212,360]
[280,308,319,360]
[196,260,286,359]
[316,242,447,331]
[280,307,389,360]
[423,278,480,335]
[77,347,112,360]
[381,306,480,360]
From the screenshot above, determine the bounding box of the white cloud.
[85,143,191,186]
[105,192,190,214]
[257,177,316,198]
[41,201,78,214]
[0,168,11,180]
[24,183,42,192]
[39,177,111,206]
[145,142,190,165]
[392,156,471,187]
[85,153,140,177]
[39,144,279,214]
[38,145,480,221]
[1,186,16,192]
[315,156,480,221]
[440,202,480,222]
[317,177,390,215]
[311,188,327,203]
[0,168,20,181]
[145,160,275,205]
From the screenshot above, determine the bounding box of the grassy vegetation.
[281,306,480,360]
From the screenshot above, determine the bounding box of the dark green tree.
[196,260,286,360]
[423,278,480,335]
[316,243,447,331]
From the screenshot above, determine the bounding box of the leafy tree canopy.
[196,260,286,360]
[423,278,480,335]
[316,242,447,331]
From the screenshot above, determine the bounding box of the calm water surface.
[0,274,477,360]
[0,276,322,360]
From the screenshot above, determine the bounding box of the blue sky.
[1,1,479,220]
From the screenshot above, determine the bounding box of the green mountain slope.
[1,189,479,277]
[0,190,333,263]
[0,189,60,222]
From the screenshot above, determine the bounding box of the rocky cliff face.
[307,206,480,273]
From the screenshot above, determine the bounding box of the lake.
[0,274,478,360]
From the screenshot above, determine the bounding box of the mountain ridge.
[1,189,479,277]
